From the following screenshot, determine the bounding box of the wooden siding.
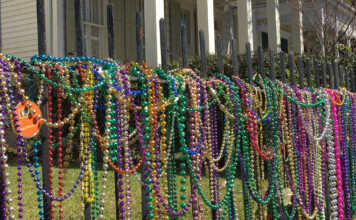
[0,0,38,60]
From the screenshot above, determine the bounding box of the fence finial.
[181,21,188,68]
[280,52,286,82]
[246,43,253,82]
[297,56,304,89]
[327,63,333,89]
[270,50,275,81]
[333,62,339,89]
[199,30,208,78]
[160,19,167,72]
[288,53,295,85]
[74,0,83,56]
[231,38,239,76]
[313,59,320,88]
[258,46,264,75]
[136,12,144,64]
[107,4,115,59]
[306,59,312,88]
[321,62,327,88]
[217,35,224,74]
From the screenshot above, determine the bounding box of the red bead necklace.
[45,65,55,219]
[55,64,64,219]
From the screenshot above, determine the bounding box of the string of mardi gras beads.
[284,82,303,218]
[11,61,26,219]
[145,71,192,218]
[296,88,320,218]
[121,69,134,219]
[121,67,161,218]
[278,82,323,219]
[326,89,344,220]
[0,59,40,219]
[217,73,250,219]
[1,58,92,205]
[173,75,241,213]
[0,65,25,219]
[79,63,96,209]
[55,63,65,219]
[29,62,80,129]
[115,73,127,219]
[233,77,277,206]
[0,60,16,219]
[88,66,158,177]
[185,71,224,218]
[88,65,102,218]
[206,80,235,172]
[128,69,206,216]
[193,71,228,218]
[247,76,275,161]
[297,89,321,219]
[187,71,211,219]
[210,79,234,219]
[1,53,356,220]
[89,72,101,218]
[348,93,356,212]
[340,92,351,219]
[75,63,108,219]
[263,78,281,218]
[1,57,110,213]
[1,59,84,219]
[221,76,247,217]
[274,81,297,219]
[260,78,300,218]
[309,91,326,219]
[210,81,232,218]
[67,62,108,217]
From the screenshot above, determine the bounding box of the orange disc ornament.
[12,100,43,138]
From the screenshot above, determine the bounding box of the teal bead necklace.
[32,139,45,220]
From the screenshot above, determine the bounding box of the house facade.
[0,0,355,66]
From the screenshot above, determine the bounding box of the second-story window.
[82,0,107,58]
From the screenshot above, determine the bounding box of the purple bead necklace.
[0,76,9,219]
[1,64,24,218]
[114,72,126,219]
[210,103,220,219]
[4,68,91,202]
[339,98,351,219]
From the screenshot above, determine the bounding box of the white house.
[0,0,355,66]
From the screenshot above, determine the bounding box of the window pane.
[83,0,103,24]
[91,39,100,58]
[91,26,100,38]
[93,0,103,24]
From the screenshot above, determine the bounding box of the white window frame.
[82,0,108,58]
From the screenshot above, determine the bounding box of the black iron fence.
[0,0,353,219]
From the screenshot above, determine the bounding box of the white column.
[44,0,53,55]
[53,0,66,57]
[237,0,254,54]
[292,0,304,54]
[144,0,164,67]
[44,0,65,57]
[197,0,215,54]
[267,0,281,52]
